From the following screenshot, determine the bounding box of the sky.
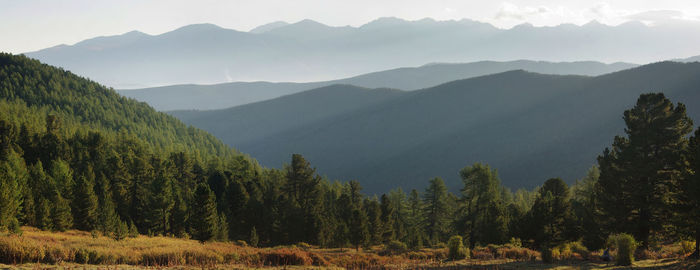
[1,0,700,54]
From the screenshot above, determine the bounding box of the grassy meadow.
[0,227,697,269]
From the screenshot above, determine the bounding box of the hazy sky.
[2,0,699,53]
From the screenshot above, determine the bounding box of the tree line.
[0,53,698,257]
[1,93,698,257]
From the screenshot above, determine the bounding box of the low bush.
[608,233,637,266]
[680,240,696,256]
[471,247,494,260]
[541,248,554,263]
[447,236,468,260]
[382,240,408,255]
[259,248,312,266]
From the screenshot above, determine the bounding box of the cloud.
[491,2,696,28]
[494,2,552,21]
[625,10,689,24]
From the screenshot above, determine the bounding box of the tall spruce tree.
[459,163,508,247]
[73,174,98,231]
[0,149,26,230]
[50,190,73,231]
[149,169,174,235]
[191,183,218,242]
[423,177,451,245]
[597,93,693,248]
[380,194,395,243]
[528,178,578,248]
[283,154,323,244]
[678,128,700,258]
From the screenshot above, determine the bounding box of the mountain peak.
[250,21,289,33]
[173,23,224,33]
[582,20,606,28]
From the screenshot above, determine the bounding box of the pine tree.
[191,183,218,242]
[406,189,425,249]
[249,226,259,247]
[349,207,370,250]
[365,198,383,245]
[380,194,395,243]
[50,190,73,231]
[95,174,119,235]
[597,93,693,248]
[529,178,578,249]
[114,219,129,241]
[225,178,249,240]
[423,177,450,245]
[129,156,152,233]
[36,198,53,230]
[170,188,189,238]
[678,127,700,258]
[283,154,323,244]
[148,169,174,235]
[571,167,605,250]
[0,149,26,230]
[73,174,98,231]
[459,163,508,247]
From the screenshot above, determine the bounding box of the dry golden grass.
[0,227,697,269]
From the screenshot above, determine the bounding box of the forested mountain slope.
[173,62,700,193]
[0,53,236,160]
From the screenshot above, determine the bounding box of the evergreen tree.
[129,156,152,233]
[95,174,119,235]
[678,128,700,258]
[73,174,98,231]
[380,194,395,243]
[50,190,73,231]
[36,198,52,230]
[423,177,451,245]
[349,207,370,250]
[148,168,174,235]
[528,178,578,248]
[225,178,249,240]
[365,198,383,245]
[170,188,189,237]
[283,154,323,244]
[597,93,693,248]
[191,183,218,242]
[571,167,605,250]
[406,189,425,249]
[249,226,259,247]
[0,149,26,230]
[459,163,508,247]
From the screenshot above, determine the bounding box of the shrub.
[447,235,468,260]
[382,240,408,255]
[260,248,312,266]
[509,237,522,248]
[541,248,554,263]
[608,233,636,266]
[498,246,539,261]
[680,240,695,256]
[471,247,494,260]
[236,240,248,247]
[568,241,590,258]
[295,242,312,250]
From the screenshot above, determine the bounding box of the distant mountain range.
[24,17,700,88]
[171,62,700,193]
[120,60,636,111]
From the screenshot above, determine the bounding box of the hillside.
[173,62,700,193]
[169,85,404,146]
[0,53,236,160]
[122,60,635,111]
[25,18,700,88]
